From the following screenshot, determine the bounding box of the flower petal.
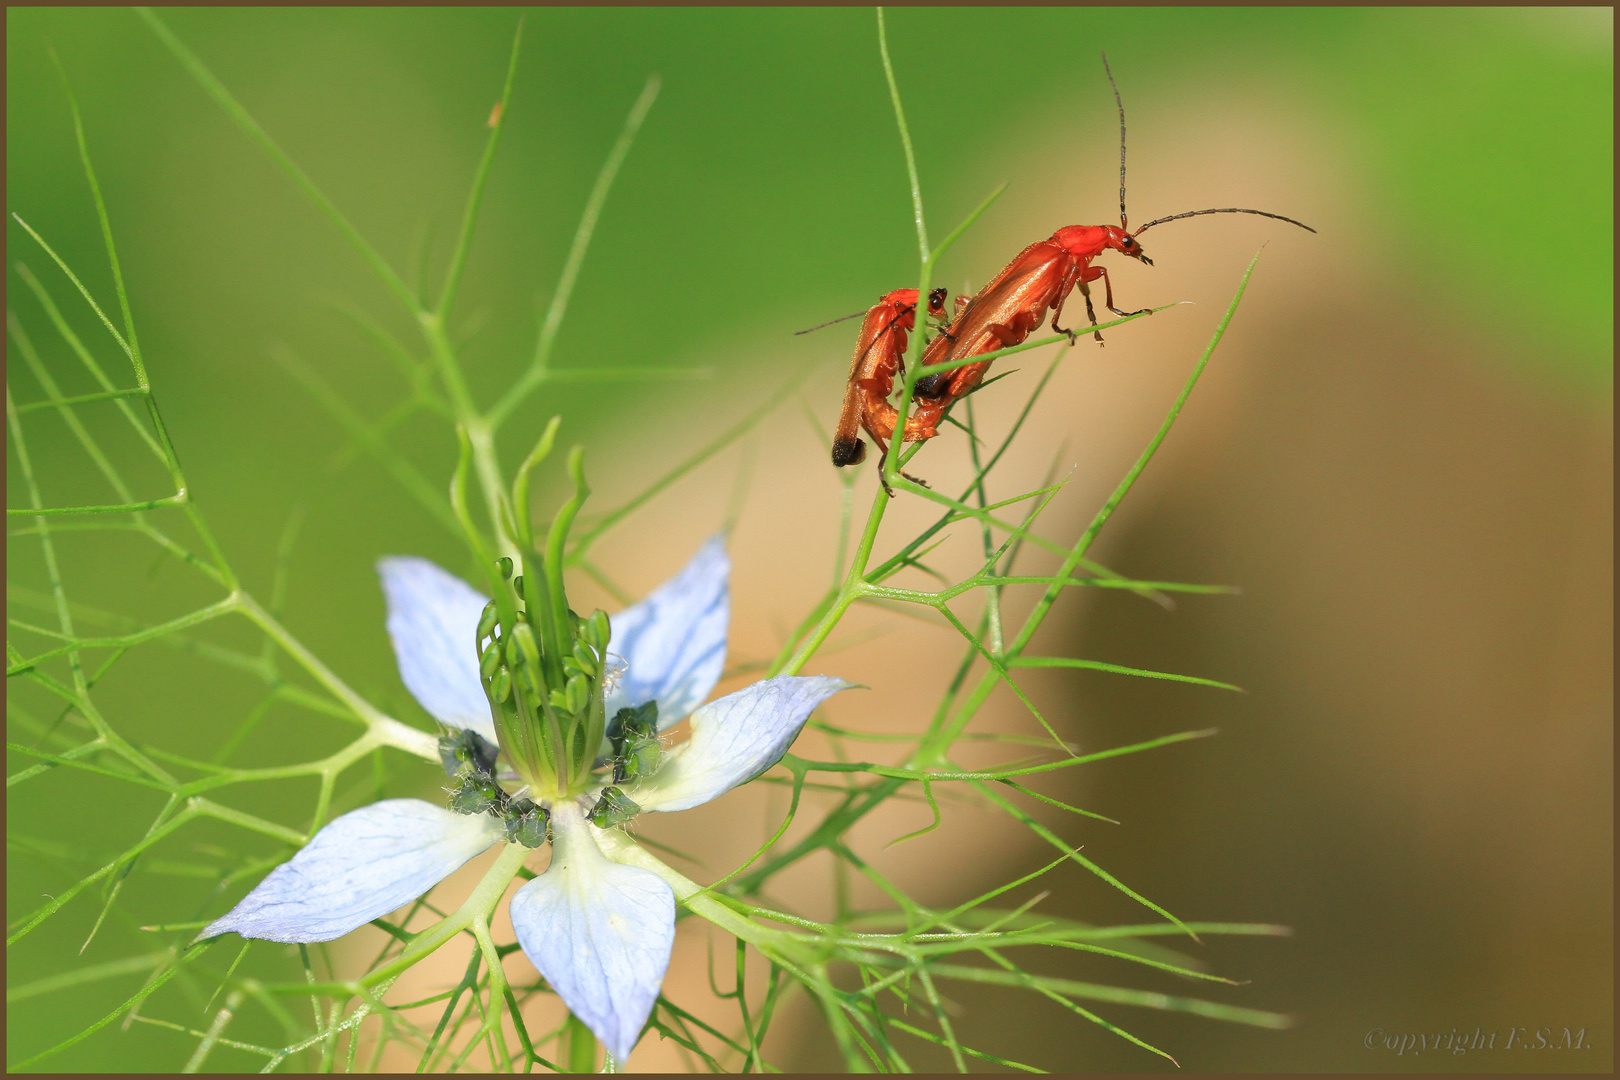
[606,534,729,730]
[629,675,852,812]
[197,799,502,944]
[378,556,496,742]
[509,803,674,1064]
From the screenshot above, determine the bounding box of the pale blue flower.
[199,536,849,1062]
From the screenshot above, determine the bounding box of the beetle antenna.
[794,308,869,335]
[1132,206,1317,235]
[1101,50,1128,231]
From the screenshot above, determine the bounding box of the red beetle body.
[904,224,1150,414]
[830,287,952,468]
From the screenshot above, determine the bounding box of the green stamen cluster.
[585,702,663,826]
[587,785,640,828]
[440,728,550,848]
[610,702,660,783]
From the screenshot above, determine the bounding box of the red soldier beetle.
[906,52,1315,414]
[827,287,957,480]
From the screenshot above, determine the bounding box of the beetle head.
[1104,225,1153,266]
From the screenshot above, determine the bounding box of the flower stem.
[594,830,790,952]
[470,917,517,1071]
[564,1014,596,1072]
[366,842,529,989]
[234,591,438,761]
[774,480,892,676]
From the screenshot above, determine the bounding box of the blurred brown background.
[9,6,1610,1072]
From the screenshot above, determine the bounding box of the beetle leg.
[868,431,898,498]
[1054,263,1100,346]
[1080,282,1105,344]
[1098,265,1152,319]
[882,446,930,492]
[872,424,929,497]
[1049,293,1081,345]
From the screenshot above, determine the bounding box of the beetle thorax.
[1050,224,1115,262]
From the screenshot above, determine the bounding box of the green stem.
[492,76,661,428]
[10,387,148,413]
[593,830,795,955]
[564,1014,596,1072]
[234,592,437,761]
[435,18,524,322]
[774,479,892,676]
[469,918,516,1070]
[875,7,927,262]
[352,842,528,993]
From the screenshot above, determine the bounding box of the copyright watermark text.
[1365,1026,1595,1056]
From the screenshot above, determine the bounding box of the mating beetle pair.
[826,53,1314,486]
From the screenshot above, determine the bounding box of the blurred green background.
[8,6,1611,1072]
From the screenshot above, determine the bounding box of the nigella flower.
[199,535,849,1063]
